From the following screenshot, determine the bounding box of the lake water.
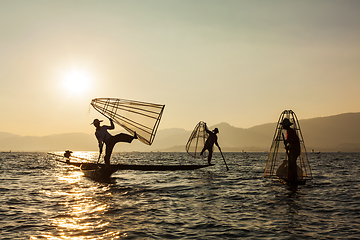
[0,152,359,239]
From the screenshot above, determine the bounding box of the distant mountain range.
[0,112,359,152]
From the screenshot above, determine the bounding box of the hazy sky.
[1,0,359,136]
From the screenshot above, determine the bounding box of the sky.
[1,0,359,136]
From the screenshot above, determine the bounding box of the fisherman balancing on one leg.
[200,123,221,165]
[92,118,137,168]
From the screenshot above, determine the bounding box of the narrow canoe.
[80,163,118,180]
[57,159,214,171]
[49,153,214,180]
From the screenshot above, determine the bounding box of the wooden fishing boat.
[80,163,118,180]
[56,158,213,171]
[49,98,215,181]
[49,153,214,180]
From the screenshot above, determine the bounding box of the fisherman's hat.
[91,119,103,125]
[280,118,293,127]
[213,128,219,134]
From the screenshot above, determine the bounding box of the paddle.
[282,133,289,158]
[282,132,294,180]
[218,148,229,171]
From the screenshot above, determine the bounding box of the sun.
[62,69,93,96]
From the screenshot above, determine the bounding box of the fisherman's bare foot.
[134,132,138,139]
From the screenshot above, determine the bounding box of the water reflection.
[11,152,360,239]
[283,186,303,232]
[56,171,83,184]
[263,181,307,237]
[39,167,121,239]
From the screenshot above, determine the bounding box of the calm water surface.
[0,152,359,239]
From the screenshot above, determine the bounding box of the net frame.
[91,98,165,145]
[263,110,313,181]
[186,121,209,158]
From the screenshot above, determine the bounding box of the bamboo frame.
[91,98,165,145]
[186,121,209,158]
[263,110,313,181]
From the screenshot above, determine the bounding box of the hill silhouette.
[0,112,359,152]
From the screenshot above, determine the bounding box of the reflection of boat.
[49,153,214,180]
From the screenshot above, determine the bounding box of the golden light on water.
[54,151,99,163]
[40,182,120,239]
[37,155,121,239]
[57,171,83,184]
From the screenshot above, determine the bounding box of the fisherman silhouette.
[281,118,300,182]
[63,150,72,164]
[64,150,72,158]
[92,118,137,167]
[200,123,221,165]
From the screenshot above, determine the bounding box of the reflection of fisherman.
[92,118,137,167]
[281,118,300,182]
[200,123,221,165]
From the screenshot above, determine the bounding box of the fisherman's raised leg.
[113,133,137,143]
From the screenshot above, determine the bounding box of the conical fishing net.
[91,98,165,145]
[186,121,209,158]
[264,110,312,181]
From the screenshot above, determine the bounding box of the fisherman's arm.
[204,123,212,134]
[284,138,291,151]
[108,118,115,130]
[103,118,115,131]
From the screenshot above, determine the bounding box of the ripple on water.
[0,152,360,239]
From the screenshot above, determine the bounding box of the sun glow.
[61,69,93,96]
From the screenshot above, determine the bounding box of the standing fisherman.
[200,123,221,165]
[281,118,300,183]
[92,118,137,167]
